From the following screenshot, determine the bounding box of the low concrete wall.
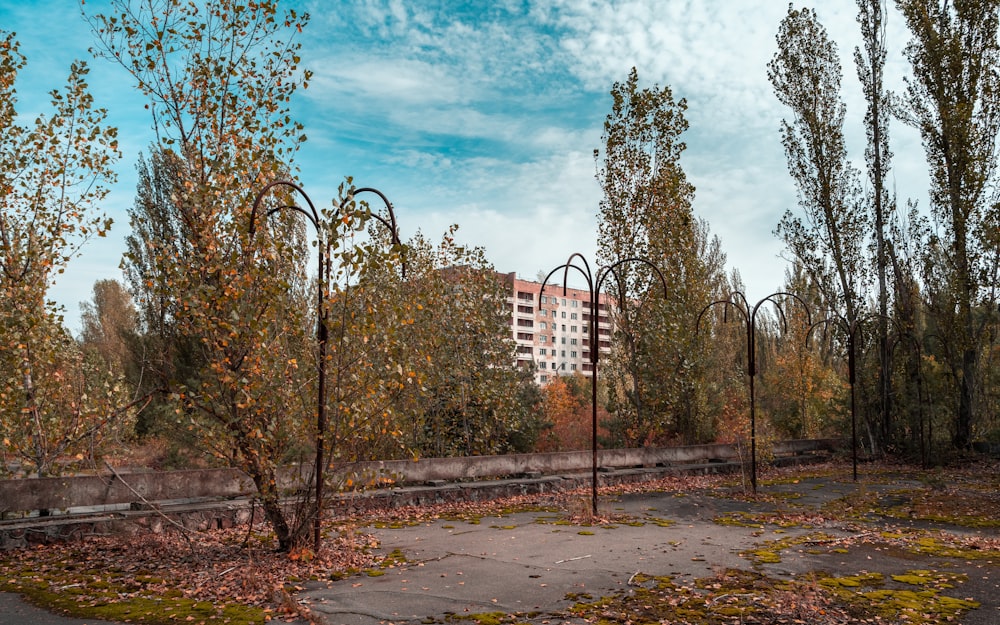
[0,439,841,516]
[0,461,752,549]
[332,439,839,485]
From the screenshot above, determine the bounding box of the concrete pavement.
[2,474,997,625]
[298,477,999,624]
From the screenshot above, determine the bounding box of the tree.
[536,373,592,452]
[595,68,726,446]
[0,31,120,476]
[87,0,315,550]
[856,0,902,448]
[769,6,878,454]
[79,279,138,373]
[895,0,1000,449]
[769,6,869,327]
[757,267,844,440]
[378,228,543,458]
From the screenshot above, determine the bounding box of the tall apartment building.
[501,272,614,385]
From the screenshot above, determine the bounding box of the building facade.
[501,273,614,385]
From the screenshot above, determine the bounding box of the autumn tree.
[757,267,844,440]
[87,0,316,550]
[376,228,544,458]
[79,279,138,373]
[895,0,1000,449]
[0,30,125,475]
[595,68,727,446]
[536,372,593,452]
[856,0,903,447]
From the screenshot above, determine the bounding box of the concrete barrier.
[0,439,840,517]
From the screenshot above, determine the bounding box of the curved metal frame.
[697,291,811,493]
[248,180,402,552]
[539,253,667,515]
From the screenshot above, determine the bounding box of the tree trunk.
[955,347,977,449]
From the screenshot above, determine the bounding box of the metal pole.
[314,243,327,552]
[590,299,598,517]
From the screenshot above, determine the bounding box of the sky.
[2,0,930,332]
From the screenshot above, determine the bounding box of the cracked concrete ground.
[297,475,999,625]
[1,472,996,624]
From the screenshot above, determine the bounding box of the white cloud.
[308,56,471,106]
[16,0,938,332]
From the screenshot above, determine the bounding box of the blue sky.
[3,1,929,331]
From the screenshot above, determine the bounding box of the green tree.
[895,0,1000,449]
[380,228,542,457]
[769,6,869,327]
[856,0,902,448]
[769,6,876,453]
[595,68,726,446]
[87,0,315,550]
[0,31,121,476]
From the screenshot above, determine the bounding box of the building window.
[571,351,577,358]
[571,338,577,345]
[582,325,588,333]
[570,364,577,371]
[570,325,577,333]
[539,361,546,369]
[561,337,566,344]
[561,324,566,331]
[561,298,567,306]
[540,335,547,343]
[540,322,547,330]
[539,348,546,355]
[539,310,546,317]
[540,296,547,304]
[561,350,566,357]
[561,311,566,319]
[540,375,549,383]
[570,312,578,320]
[572,300,578,308]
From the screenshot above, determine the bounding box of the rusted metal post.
[697,291,811,494]
[249,181,402,552]
[540,254,666,516]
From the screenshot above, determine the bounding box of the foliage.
[79,279,138,374]
[856,0,905,451]
[536,372,592,452]
[0,30,122,476]
[376,227,544,458]
[769,5,868,324]
[895,0,1000,448]
[757,282,845,442]
[88,0,315,550]
[595,67,728,447]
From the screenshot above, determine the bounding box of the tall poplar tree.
[769,6,868,326]
[895,0,1000,449]
[595,68,726,446]
[856,0,899,447]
